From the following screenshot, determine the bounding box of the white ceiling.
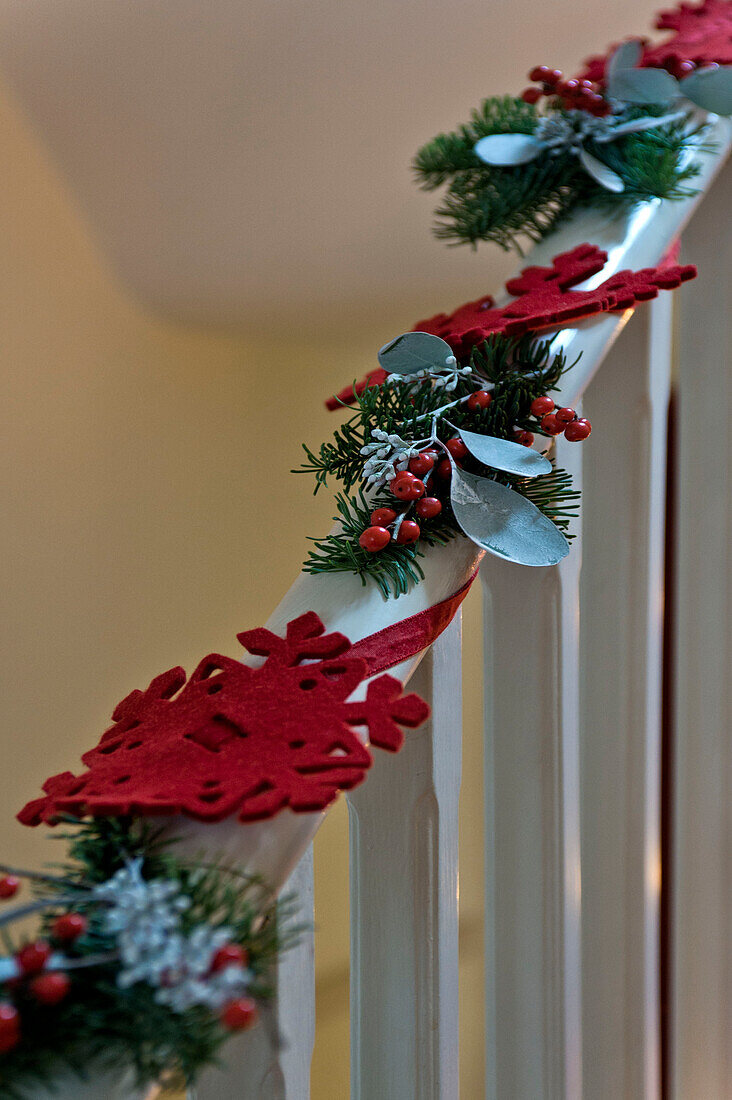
[0,0,666,333]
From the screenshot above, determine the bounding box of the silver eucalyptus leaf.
[578,148,625,192]
[680,66,732,116]
[377,331,456,376]
[473,133,545,166]
[457,428,552,477]
[606,39,643,81]
[607,65,680,106]
[450,467,570,566]
[599,110,687,139]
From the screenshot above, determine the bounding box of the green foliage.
[0,818,286,1097]
[299,335,581,598]
[413,97,703,252]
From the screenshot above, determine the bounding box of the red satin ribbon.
[350,570,478,676]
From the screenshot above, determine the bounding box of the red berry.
[370,507,397,527]
[435,458,452,480]
[30,972,70,1006]
[677,59,696,77]
[557,78,580,96]
[521,87,542,104]
[408,452,436,477]
[514,430,535,447]
[529,65,551,82]
[211,944,249,972]
[392,476,425,501]
[415,497,442,520]
[52,913,88,944]
[0,1004,19,1034]
[358,526,391,553]
[530,395,555,417]
[0,1005,19,1052]
[466,390,492,411]
[0,877,20,900]
[564,418,592,442]
[556,406,576,423]
[445,437,468,460]
[541,413,564,436]
[395,520,421,545]
[544,69,563,87]
[221,997,258,1031]
[17,942,52,975]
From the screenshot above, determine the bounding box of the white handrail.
[179,118,731,1098]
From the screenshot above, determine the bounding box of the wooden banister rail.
[190,120,731,1100]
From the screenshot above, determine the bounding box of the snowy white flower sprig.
[93,859,254,1014]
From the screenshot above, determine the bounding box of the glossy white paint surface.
[671,166,732,1098]
[580,296,672,1098]
[347,613,462,1099]
[482,431,583,1100]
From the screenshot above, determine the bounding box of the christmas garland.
[301,245,696,598]
[0,819,284,1098]
[1,3,727,1094]
[414,8,732,251]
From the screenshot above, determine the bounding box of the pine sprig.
[0,818,287,1096]
[300,335,583,597]
[414,96,703,252]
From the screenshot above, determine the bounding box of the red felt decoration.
[413,244,696,356]
[18,613,429,828]
[581,0,732,81]
[328,246,696,404]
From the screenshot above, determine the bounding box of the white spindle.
[579,295,672,1099]
[671,164,732,1098]
[346,612,463,1100]
[192,850,315,1100]
[482,432,583,1100]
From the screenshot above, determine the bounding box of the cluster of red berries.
[530,395,591,441]
[211,943,258,1032]
[0,873,258,1051]
[0,874,91,1053]
[359,449,449,553]
[521,66,611,116]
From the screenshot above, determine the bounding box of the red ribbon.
[350,570,478,676]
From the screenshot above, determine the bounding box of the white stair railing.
[191,121,730,1100]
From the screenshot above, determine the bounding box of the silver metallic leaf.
[458,428,552,477]
[607,66,679,106]
[606,40,643,81]
[473,133,544,166]
[578,148,625,192]
[377,331,455,376]
[603,110,686,138]
[450,467,570,566]
[680,66,732,116]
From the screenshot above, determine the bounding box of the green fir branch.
[414,96,704,252]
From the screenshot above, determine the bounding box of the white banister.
[482,431,583,1100]
[579,293,673,1099]
[671,164,732,1098]
[192,849,315,1100]
[346,611,462,1100]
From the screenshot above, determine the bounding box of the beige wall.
[0,0,664,1090]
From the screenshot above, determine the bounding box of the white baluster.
[579,296,672,1099]
[193,849,315,1100]
[671,164,732,1098]
[346,612,463,1100]
[482,434,583,1100]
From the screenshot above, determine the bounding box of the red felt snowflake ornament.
[581,0,732,81]
[413,244,696,357]
[18,613,429,827]
[326,245,695,406]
